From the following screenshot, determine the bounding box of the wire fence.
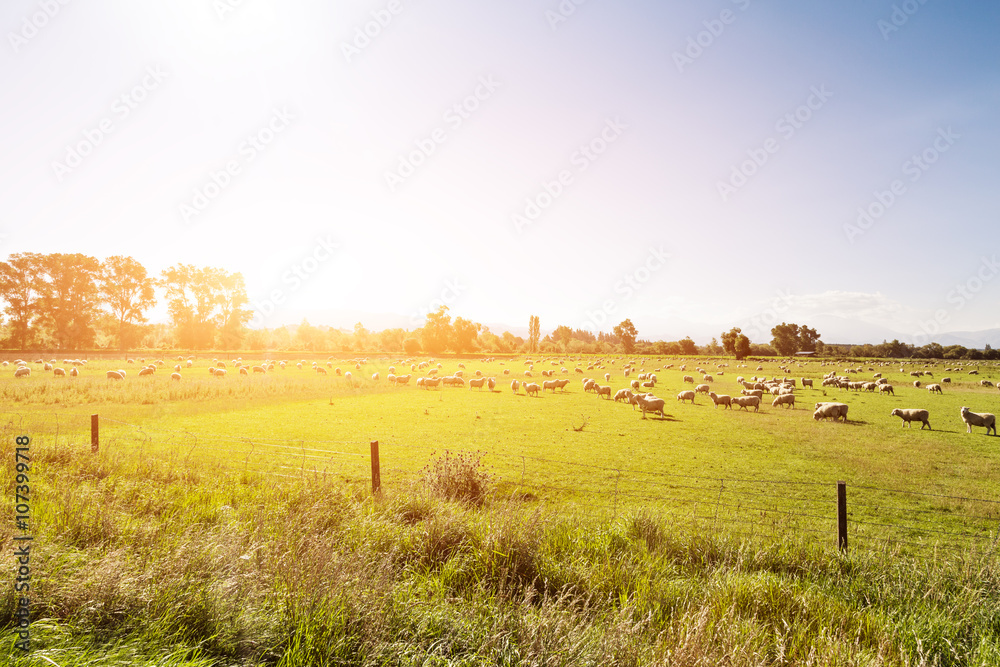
[4,410,999,560]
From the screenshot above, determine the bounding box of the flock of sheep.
[8,353,998,435]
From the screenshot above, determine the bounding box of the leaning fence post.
[370,440,381,495]
[837,481,848,552]
[91,414,99,453]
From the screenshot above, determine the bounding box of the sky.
[1,0,998,346]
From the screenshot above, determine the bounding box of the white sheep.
[890,408,931,429]
[372,372,379,381]
[14,366,30,378]
[732,396,761,412]
[926,383,943,394]
[676,390,696,404]
[69,367,78,377]
[171,372,182,381]
[632,393,666,419]
[470,377,487,390]
[487,377,496,391]
[524,382,541,397]
[614,388,634,403]
[683,375,694,383]
[106,370,124,380]
[708,392,732,409]
[595,385,612,399]
[878,384,895,396]
[772,394,795,409]
[801,378,813,388]
[695,384,711,395]
[510,380,520,393]
[960,407,997,435]
[813,402,848,422]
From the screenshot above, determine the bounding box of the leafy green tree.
[770,322,801,356]
[403,337,422,355]
[421,306,452,354]
[99,255,156,352]
[613,319,638,354]
[451,317,481,353]
[528,315,540,353]
[679,336,697,356]
[721,327,751,360]
[0,252,44,348]
[161,264,251,349]
[37,253,102,349]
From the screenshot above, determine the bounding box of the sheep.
[171,372,182,381]
[960,407,997,435]
[813,402,849,422]
[630,380,641,390]
[553,379,570,391]
[890,408,931,429]
[43,362,52,371]
[913,380,921,388]
[372,372,380,381]
[981,380,994,387]
[676,390,696,404]
[694,384,711,395]
[420,377,440,389]
[772,394,795,409]
[614,388,634,403]
[106,370,124,380]
[487,377,496,391]
[878,384,895,396]
[632,393,666,419]
[138,367,155,377]
[595,385,612,399]
[213,368,227,378]
[732,396,761,412]
[740,389,764,399]
[926,383,943,394]
[604,372,611,382]
[53,367,66,377]
[524,382,541,397]
[942,377,951,383]
[703,374,713,382]
[470,377,487,390]
[801,378,813,388]
[682,375,694,383]
[394,374,411,385]
[708,392,732,409]
[510,380,520,393]
[69,367,78,377]
[14,366,31,378]
[253,365,266,374]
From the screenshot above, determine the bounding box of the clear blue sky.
[1,0,998,344]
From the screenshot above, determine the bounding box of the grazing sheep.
[813,402,849,422]
[676,390,696,404]
[171,372,181,381]
[926,384,943,394]
[69,367,78,377]
[703,374,713,382]
[683,375,694,383]
[613,389,634,403]
[801,378,813,388]
[878,384,895,396]
[732,396,761,412]
[213,368,227,378]
[708,392,732,409]
[553,378,570,391]
[630,380,641,390]
[14,367,30,378]
[695,384,711,395]
[524,382,541,397]
[604,373,611,382]
[371,372,379,381]
[913,380,921,388]
[43,363,52,371]
[942,377,951,383]
[890,408,931,429]
[53,367,66,377]
[138,367,155,377]
[488,377,496,391]
[314,367,327,375]
[253,365,266,374]
[510,380,520,393]
[595,385,612,399]
[740,389,764,399]
[394,374,411,385]
[106,370,124,380]
[470,377,487,390]
[981,380,994,387]
[632,393,666,419]
[960,407,997,435]
[772,394,795,409]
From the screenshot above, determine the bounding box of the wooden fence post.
[370,440,381,496]
[91,414,99,453]
[837,481,848,552]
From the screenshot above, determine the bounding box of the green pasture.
[3,353,1000,665]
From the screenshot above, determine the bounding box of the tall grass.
[3,434,1000,666]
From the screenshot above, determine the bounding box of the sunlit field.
[3,353,1000,665]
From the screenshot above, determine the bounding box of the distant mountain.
[932,329,1000,349]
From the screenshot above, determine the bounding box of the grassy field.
[2,353,1000,665]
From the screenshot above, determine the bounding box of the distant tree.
[749,343,777,356]
[721,327,751,360]
[421,306,452,354]
[451,317,481,353]
[0,252,45,348]
[770,322,801,356]
[678,336,697,356]
[99,255,156,352]
[353,322,372,351]
[37,253,103,349]
[613,319,637,354]
[403,337,422,355]
[528,315,540,353]
[500,331,523,353]
[161,265,251,349]
[296,319,325,350]
[552,325,573,348]
[378,328,406,352]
